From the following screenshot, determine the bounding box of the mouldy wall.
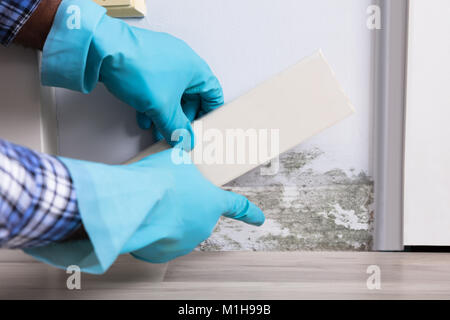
[199,145,374,251]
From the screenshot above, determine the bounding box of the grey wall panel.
[0,46,42,151]
[372,0,409,251]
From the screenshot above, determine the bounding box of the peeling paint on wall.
[199,146,374,251]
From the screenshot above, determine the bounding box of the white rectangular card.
[126,51,355,186]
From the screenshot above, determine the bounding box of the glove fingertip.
[223,192,265,226]
[243,201,266,226]
[168,120,195,152]
[152,127,164,142]
[200,86,224,113]
[136,112,152,130]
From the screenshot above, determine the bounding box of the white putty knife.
[125,51,355,186]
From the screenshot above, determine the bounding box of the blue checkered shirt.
[0,139,81,248]
[0,0,41,46]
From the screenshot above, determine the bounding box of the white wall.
[0,46,42,151]
[404,0,450,245]
[56,0,374,178]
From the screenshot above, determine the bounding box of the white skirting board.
[126,51,355,186]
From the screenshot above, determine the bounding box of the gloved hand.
[24,149,265,274]
[41,0,224,149]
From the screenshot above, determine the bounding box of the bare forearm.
[14,0,61,50]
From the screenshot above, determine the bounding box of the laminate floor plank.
[1,252,450,299]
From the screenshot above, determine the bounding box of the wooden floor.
[1,251,450,299]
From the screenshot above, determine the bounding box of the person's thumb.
[151,105,195,151]
[221,190,265,226]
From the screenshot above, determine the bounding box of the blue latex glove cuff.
[41,0,106,92]
[25,157,173,274]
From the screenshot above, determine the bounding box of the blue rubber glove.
[41,0,224,149]
[24,149,265,274]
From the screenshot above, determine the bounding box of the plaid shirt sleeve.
[0,0,42,46]
[0,139,82,248]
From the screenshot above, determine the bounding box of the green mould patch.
[200,147,374,251]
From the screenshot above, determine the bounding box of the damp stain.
[199,147,374,252]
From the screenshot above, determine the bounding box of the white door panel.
[404,0,450,245]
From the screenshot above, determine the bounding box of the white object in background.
[126,51,355,186]
[404,0,450,245]
[0,47,57,154]
[93,0,146,17]
[37,52,58,155]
